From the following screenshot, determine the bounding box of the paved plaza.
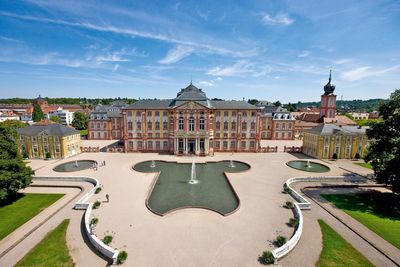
[2,150,398,267]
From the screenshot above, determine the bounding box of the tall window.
[216,121,220,129]
[178,117,184,130]
[163,121,168,130]
[242,121,247,131]
[199,117,205,130]
[155,121,160,130]
[231,121,236,130]
[189,117,195,131]
[147,121,152,129]
[128,121,133,130]
[224,121,228,131]
[136,121,141,130]
[251,122,255,131]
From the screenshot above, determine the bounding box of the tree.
[72,112,88,130]
[50,115,60,123]
[273,101,282,107]
[247,99,259,106]
[364,89,400,193]
[0,124,33,202]
[284,102,297,112]
[32,104,44,122]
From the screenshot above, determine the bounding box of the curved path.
[0,181,108,267]
[281,184,399,267]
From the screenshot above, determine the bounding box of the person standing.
[106,194,109,202]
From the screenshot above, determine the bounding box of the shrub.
[22,151,29,159]
[93,201,101,209]
[259,250,275,265]
[90,217,98,226]
[354,153,360,160]
[285,201,294,209]
[95,187,102,194]
[117,251,128,265]
[289,218,299,228]
[45,152,51,159]
[332,153,338,160]
[282,187,291,194]
[102,235,113,245]
[275,235,287,247]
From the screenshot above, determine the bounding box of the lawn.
[354,161,373,169]
[15,219,75,267]
[0,193,64,240]
[321,193,400,249]
[316,220,374,267]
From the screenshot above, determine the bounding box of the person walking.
[106,194,109,202]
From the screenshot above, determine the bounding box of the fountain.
[188,160,199,184]
[306,160,311,168]
[54,160,96,172]
[286,160,330,173]
[229,154,236,168]
[150,160,156,168]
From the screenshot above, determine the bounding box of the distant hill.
[295,98,387,112]
[0,97,137,106]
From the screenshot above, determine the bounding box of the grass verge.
[15,219,74,267]
[0,193,64,240]
[321,193,400,249]
[354,162,373,169]
[316,219,374,267]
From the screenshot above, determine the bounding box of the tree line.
[0,97,137,106]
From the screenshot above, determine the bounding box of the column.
[205,138,209,154]
[184,138,188,154]
[195,138,199,155]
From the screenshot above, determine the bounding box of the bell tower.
[320,70,336,118]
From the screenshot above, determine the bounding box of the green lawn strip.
[15,219,74,267]
[79,129,88,136]
[0,193,64,240]
[321,193,400,249]
[316,219,374,267]
[354,162,373,169]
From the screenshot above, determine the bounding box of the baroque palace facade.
[88,83,295,155]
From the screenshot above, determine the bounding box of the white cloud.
[340,65,399,82]
[298,51,310,58]
[199,80,214,86]
[262,13,295,26]
[158,45,195,64]
[0,11,254,59]
[0,36,22,43]
[208,61,254,77]
[96,53,130,62]
[215,77,223,81]
[208,60,271,77]
[334,58,352,65]
[112,64,120,72]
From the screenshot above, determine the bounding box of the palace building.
[88,83,296,155]
[17,120,81,159]
[303,124,368,159]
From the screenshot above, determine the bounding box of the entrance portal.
[188,139,195,154]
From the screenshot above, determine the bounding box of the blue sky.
[0,0,399,102]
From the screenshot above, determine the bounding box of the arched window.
[189,117,195,131]
[199,117,205,130]
[178,117,184,130]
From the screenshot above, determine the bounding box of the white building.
[48,107,75,125]
[0,114,20,122]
